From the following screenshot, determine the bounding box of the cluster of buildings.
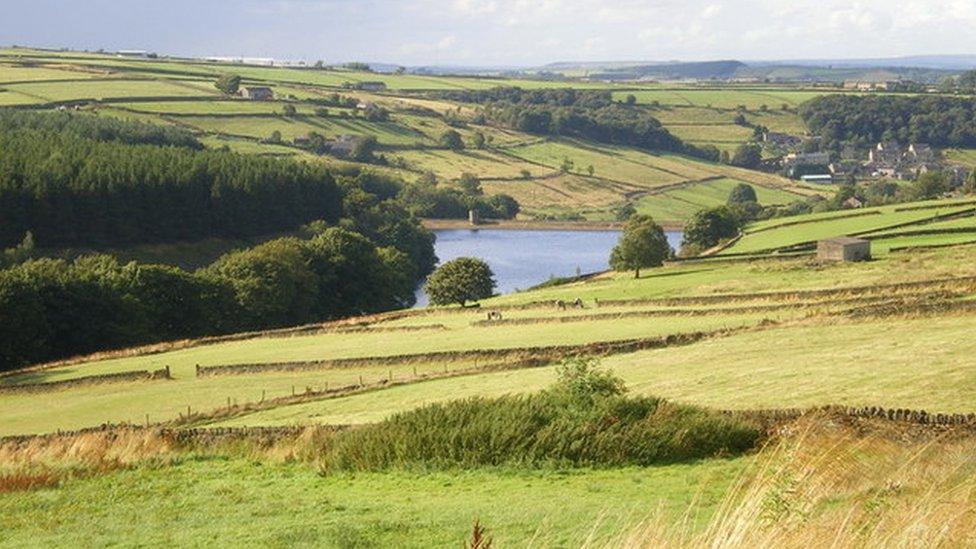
[774,139,967,186]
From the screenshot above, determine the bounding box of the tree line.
[431,87,715,161]
[0,226,417,371]
[801,95,976,149]
[0,111,346,249]
[0,111,440,371]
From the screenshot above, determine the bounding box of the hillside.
[3,215,976,545]
[0,48,825,226]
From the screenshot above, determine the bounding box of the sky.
[3,0,976,67]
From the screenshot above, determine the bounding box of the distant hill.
[587,60,747,81]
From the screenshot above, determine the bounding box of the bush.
[727,183,758,205]
[323,367,760,471]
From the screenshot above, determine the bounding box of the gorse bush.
[324,359,760,471]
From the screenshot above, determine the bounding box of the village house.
[240,86,274,100]
[863,141,941,180]
[843,80,893,91]
[783,151,831,178]
[763,131,802,149]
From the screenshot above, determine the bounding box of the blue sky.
[3,0,976,66]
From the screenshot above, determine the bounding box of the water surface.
[415,229,683,306]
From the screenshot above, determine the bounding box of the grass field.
[635,177,803,221]
[0,456,744,547]
[0,51,835,223]
[5,236,976,436]
[722,199,976,255]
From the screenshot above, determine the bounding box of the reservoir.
[415,229,683,306]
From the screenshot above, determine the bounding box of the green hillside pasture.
[870,232,976,254]
[488,243,976,306]
[666,124,754,145]
[0,64,103,83]
[724,201,976,255]
[636,178,804,223]
[944,149,976,168]
[481,174,629,216]
[503,140,691,189]
[395,149,548,180]
[0,361,481,436]
[182,115,426,145]
[0,458,744,547]
[206,313,976,430]
[0,88,45,106]
[5,312,771,384]
[120,100,344,116]
[197,135,306,157]
[3,78,221,102]
[613,88,838,110]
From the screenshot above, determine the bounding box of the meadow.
[5,234,976,437]
[721,199,976,255]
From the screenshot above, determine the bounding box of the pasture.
[722,199,976,255]
[0,51,835,223]
[5,238,976,437]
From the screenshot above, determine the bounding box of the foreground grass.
[0,457,744,547]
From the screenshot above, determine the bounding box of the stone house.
[817,237,871,262]
[241,86,274,100]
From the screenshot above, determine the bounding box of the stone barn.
[241,86,274,100]
[817,237,871,262]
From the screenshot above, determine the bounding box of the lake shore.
[421,219,684,232]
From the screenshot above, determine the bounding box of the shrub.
[323,388,760,470]
[727,183,758,205]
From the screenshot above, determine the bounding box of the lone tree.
[727,183,758,205]
[424,257,496,306]
[215,74,241,95]
[609,215,671,278]
[439,129,465,151]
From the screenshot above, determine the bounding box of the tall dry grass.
[606,419,976,548]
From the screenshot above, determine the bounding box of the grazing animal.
[573,298,583,309]
[555,300,567,310]
[486,311,503,321]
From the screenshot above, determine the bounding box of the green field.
[0,457,743,547]
[636,177,804,221]
[5,233,976,437]
[0,51,837,224]
[722,200,976,255]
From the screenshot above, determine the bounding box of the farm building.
[358,81,387,91]
[241,86,274,100]
[817,237,871,262]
